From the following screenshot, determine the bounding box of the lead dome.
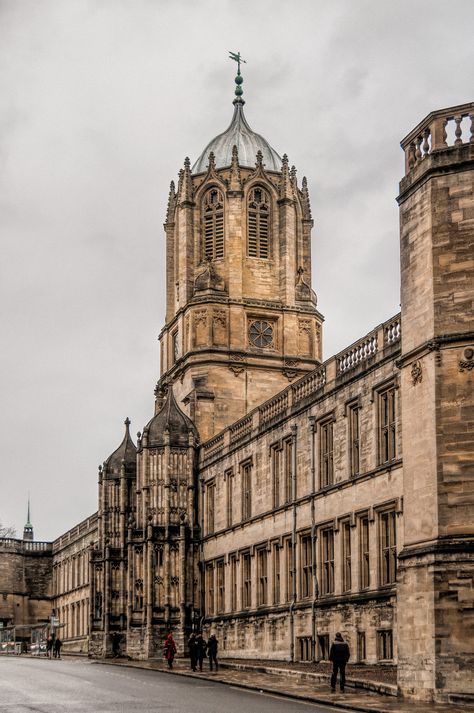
[192,98,282,174]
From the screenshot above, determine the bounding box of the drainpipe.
[199,476,205,629]
[290,423,297,662]
[308,415,319,662]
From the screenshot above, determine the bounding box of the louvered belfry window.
[248,186,270,258]
[203,188,224,260]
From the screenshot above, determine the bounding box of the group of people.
[45,634,62,659]
[162,632,218,673]
[164,630,350,694]
[188,632,218,672]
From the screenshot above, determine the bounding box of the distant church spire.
[23,495,34,541]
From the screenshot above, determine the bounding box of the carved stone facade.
[1,97,472,704]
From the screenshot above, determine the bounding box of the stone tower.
[396,103,474,702]
[90,418,137,657]
[132,386,199,657]
[158,68,324,441]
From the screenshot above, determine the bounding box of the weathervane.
[229,50,246,98]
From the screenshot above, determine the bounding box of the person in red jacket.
[329,632,350,692]
[163,632,177,669]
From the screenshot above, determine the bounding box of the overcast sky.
[1,0,473,541]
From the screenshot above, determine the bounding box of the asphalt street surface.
[0,657,352,713]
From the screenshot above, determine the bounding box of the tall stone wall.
[199,319,402,664]
[0,539,52,627]
[397,108,474,702]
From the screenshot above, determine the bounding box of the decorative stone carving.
[213,310,226,327]
[229,363,245,376]
[228,352,246,376]
[194,260,226,293]
[459,347,474,371]
[194,309,208,326]
[193,309,208,347]
[212,309,227,346]
[295,266,317,304]
[283,358,299,381]
[298,318,313,356]
[411,360,423,385]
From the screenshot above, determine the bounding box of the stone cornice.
[398,535,474,560]
[396,331,474,368]
[397,143,474,204]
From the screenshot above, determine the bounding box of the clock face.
[249,320,274,348]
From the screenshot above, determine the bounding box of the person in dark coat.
[53,637,62,659]
[163,632,177,669]
[207,633,218,672]
[46,636,53,659]
[188,633,198,672]
[111,632,121,658]
[195,633,207,672]
[329,632,350,692]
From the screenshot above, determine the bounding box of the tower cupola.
[192,97,281,174]
[143,385,198,448]
[103,418,137,478]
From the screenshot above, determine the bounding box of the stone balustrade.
[336,331,378,375]
[384,313,401,345]
[24,540,52,552]
[259,391,289,428]
[0,537,52,552]
[229,414,253,444]
[53,512,98,550]
[202,432,225,461]
[291,366,326,403]
[401,102,474,176]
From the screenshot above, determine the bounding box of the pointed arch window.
[203,188,224,260]
[248,186,270,258]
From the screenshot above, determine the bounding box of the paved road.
[0,657,352,713]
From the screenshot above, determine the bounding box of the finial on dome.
[229,50,246,102]
[256,150,264,168]
[124,417,131,430]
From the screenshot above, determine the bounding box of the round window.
[249,320,274,348]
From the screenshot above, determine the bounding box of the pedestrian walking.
[46,636,53,659]
[195,632,207,672]
[188,633,198,671]
[53,637,62,659]
[207,633,218,672]
[163,632,177,669]
[329,632,350,693]
[111,632,121,657]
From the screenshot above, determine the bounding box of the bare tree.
[0,522,17,538]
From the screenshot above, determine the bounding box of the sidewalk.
[95,657,474,713]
